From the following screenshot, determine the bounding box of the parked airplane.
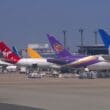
[47,34,110,71]
[47,34,103,68]
[0,42,60,69]
[85,29,110,70]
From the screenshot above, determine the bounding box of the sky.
[0,0,110,52]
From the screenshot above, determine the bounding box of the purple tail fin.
[47,34,73,58]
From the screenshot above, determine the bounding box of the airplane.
[47,34,110,71]
[85,29,110,70]
[27,48,42,58]
[0,41,60,69]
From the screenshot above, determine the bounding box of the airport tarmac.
[0,73,110,110]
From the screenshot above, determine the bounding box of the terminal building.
[77,44,108,55]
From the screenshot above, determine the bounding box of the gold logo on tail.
[54,43,64,53]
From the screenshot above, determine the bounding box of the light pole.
[62,30,67,48]
[94,31,98,44]
[79,28,84,53]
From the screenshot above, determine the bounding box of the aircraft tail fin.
[98,29,110,48]
[0,42,20,63]
[47,34,73,58]
[27,48,42,58]
[12,46,21,58]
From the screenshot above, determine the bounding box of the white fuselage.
[87,61,110,70]
[16,57,110,71]
[17,58,60,68]
[87,55,110,71]
[17,58,51,66]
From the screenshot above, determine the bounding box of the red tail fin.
[0,42,20,63]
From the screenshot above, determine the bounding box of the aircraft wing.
[0,60,13,66]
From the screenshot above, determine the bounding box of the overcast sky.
[0,0,110,52]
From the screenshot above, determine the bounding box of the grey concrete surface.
[0,73,110,110]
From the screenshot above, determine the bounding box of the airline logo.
[2,49,12,58]
[2,49,19,63]
[0,42,20,63]
[53,43,64,53]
